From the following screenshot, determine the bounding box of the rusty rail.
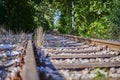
[23,40,39,80]
[60,34,120,51]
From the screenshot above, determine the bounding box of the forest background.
[0,0,120,39]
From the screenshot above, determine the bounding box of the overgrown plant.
[93,69,109,80]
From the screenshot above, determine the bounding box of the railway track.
[0,29,119,80]
[0,34,39,80]
[36,34,120,80]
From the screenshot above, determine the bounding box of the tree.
[0,0,36,33]
[0,0,7,25]
[108,0,120,39]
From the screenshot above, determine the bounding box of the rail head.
[59,34,120,51]
[91,39,120,50]
[23,40,39,80]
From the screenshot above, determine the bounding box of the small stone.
[109,73,120,78]
[51,74,63,80]
[64,76,72,80]
[81,74,89,79]
[89,73,96,79]
[90,69,96,74]
[82,68,89,74]
[116,68,120,74]
[110,67,116,73]
[81,59,89,63]
[104,59,109,62]
[99,70,108,77]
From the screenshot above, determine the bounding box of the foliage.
[108,0,120,39]
[87,17,111,39]
[51,0,119,39]
[0,1,7,25]
[74,0,111,39]
[0,0,120,39]
[0,0,36,33]
[52,0,72,34]
[33,0,50,31]
[93,69,109,80]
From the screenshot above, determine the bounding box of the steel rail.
[59,34,120,51]
[23,40,39,80]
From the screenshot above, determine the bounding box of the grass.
[93,69,109,80]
